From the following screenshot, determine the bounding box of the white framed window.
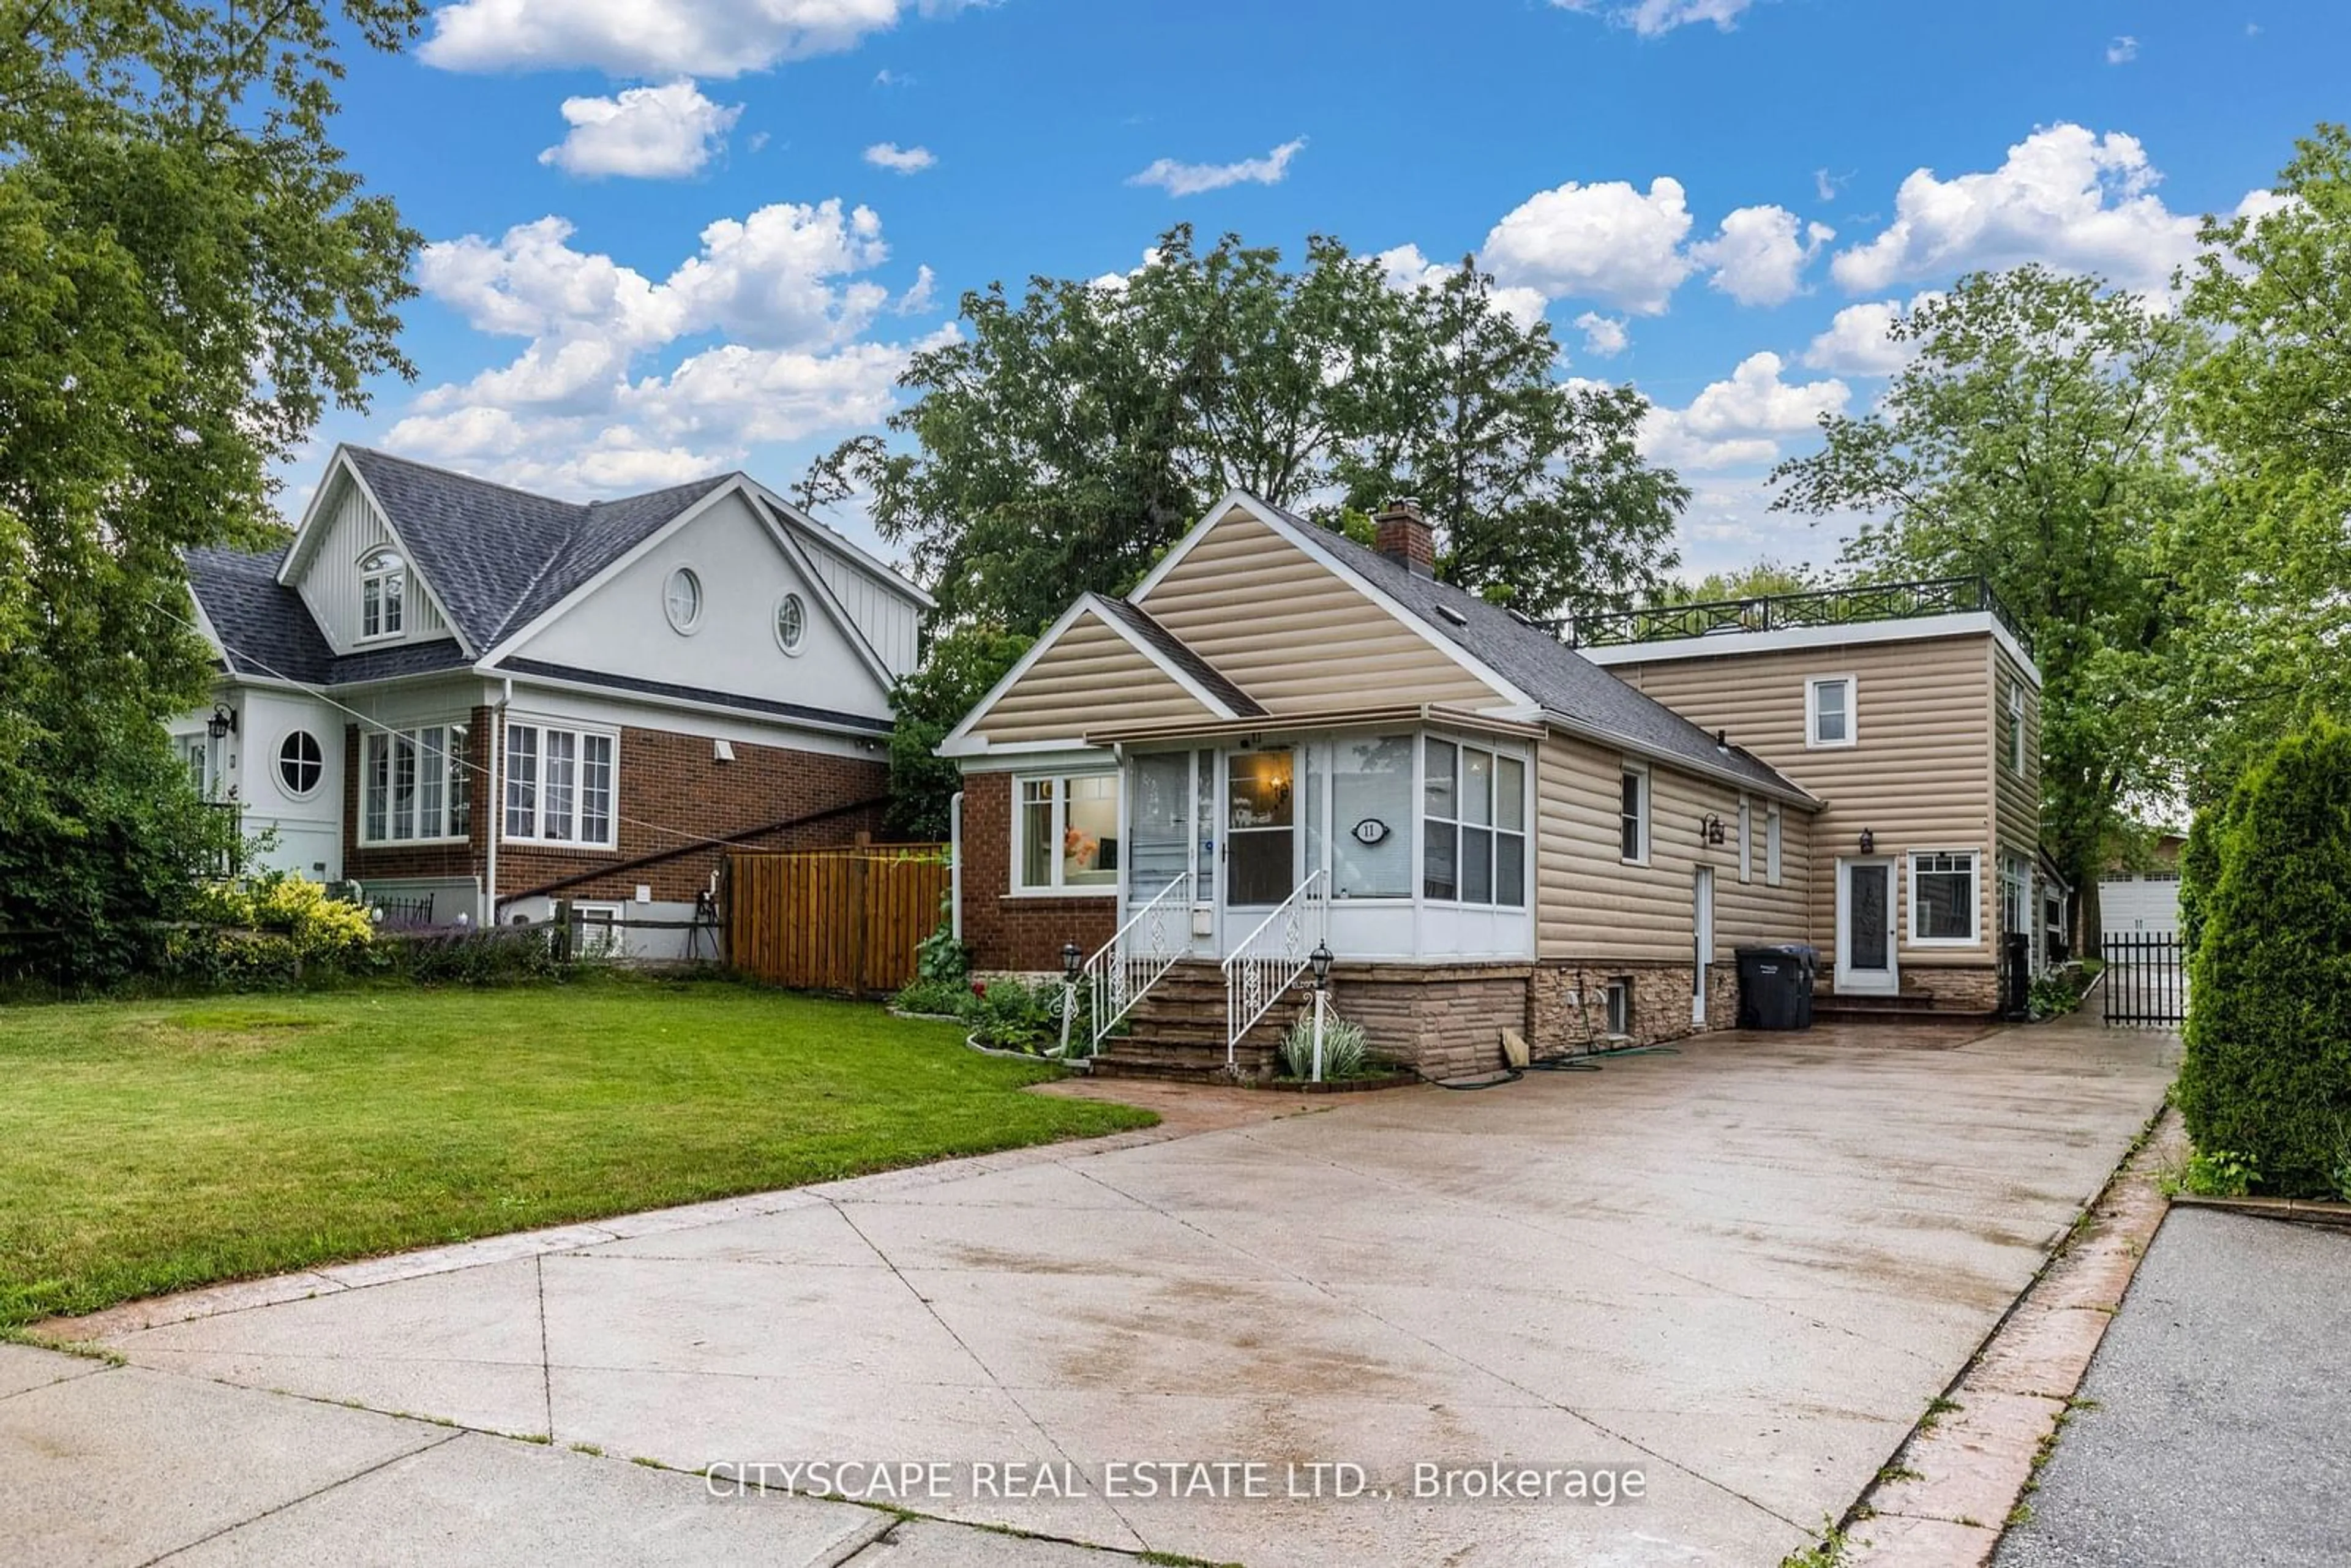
[1909,850,1981,945]
[1736,793,1752,883]
[504,721,617,848]
[1013,773,1119,894]
[1314,733,1414,900]
[663,567,703,634]
[1805,675,1856,749]
[1618,763,1650,865]
[358,548,405,640]
[774,592,807,655]
[360,722,470,844]
[2000,853,2031,940]
[1766,802,1783,887]
[2004,683,2027,774]
[276,730,324,800]
[1605,977,1632,1037]
[1422,737,1528,907]
[572,901,625,957]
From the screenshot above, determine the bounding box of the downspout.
[484,677,509,925]
[949,790,964,943]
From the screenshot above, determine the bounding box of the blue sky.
[302,0,2349,580]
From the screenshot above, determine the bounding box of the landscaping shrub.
[383,924,578,986]
[2177,791,2241,959]
[891,976,973,1018]
[2175,716,2351,1196]
[966,976,1081,1056]
[1278,1013,1371,1080]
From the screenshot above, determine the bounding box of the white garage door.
[2099,876,2180,936]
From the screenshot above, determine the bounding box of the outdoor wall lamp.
[1700,812,1725,846]
[1859,828,1877,854]
[1060,941,1083,985]
[206,705,237,740]
[1308,940,1335,991]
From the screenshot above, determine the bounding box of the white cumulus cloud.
[1640,351,1849,471]
[864,141,936,173]
[1128,137,1306,197]
[1800,291,1943,377]
[1373,244,1548,331]
[421,0,979,79]
[1573,312,1629,356]
[538,80,742,179]
[392,200,939,495]
[1830,124,2207,296]
[2106,35,2139,65]
[1482,176,1695,315]
[1689,204,1834,306]
[1552,0,1761,37]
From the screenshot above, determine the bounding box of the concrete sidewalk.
[0,1341,1127,1566]
[22,1016,2176,1567]
[1994,1206,2351,1567]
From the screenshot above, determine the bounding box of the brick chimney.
[1374,498,1434,577]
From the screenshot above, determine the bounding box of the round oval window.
[277,730,324,798]
[775,593,806,654]
[663,567,702,632]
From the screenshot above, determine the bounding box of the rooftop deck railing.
[1570,576,2033,659]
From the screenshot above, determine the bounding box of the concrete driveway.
[50,1016,2174,1567]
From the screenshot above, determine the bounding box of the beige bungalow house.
[940,492,2039,1080]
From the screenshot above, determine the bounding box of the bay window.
[504,721,616,848]
[360,722,470,844]
[1014,773,1119,893]
[1910,850,1980,944]
[1423,737,1527,907]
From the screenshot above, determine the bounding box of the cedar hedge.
[2176,716,2351,1197]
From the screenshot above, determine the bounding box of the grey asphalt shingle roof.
[341,448,734,648]
[1256,499,1811,802]
[184,542,335,683]
[1092,595,1266,718]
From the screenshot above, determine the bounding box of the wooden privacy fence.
[728,842,950,995]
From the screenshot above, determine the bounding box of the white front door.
[1693,866,1715,1025]
[1836,857,1900,996]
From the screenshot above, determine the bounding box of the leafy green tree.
[2172,124,2351,795]
[885,625,1036,841]
[1651,560,1820,606]
[0,2,421,983]
[839,230,1684,632]
[1771,266,2204,942]
[2176,716,2351,1196]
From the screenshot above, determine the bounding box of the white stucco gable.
[505,487,894,722]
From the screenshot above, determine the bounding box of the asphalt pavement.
[1995,1206,2351,1568]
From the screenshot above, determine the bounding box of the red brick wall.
[959,770,1117,972]
[343,707,888,907]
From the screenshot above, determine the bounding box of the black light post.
[1308,940,1335,1082]
[1058,941,1084,1059]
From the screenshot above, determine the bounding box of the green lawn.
[0,975,1155,1330]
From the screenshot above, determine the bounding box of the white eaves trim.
[1578,610,2043,690]
[936,591,1245,759]
[1540,707,1821,812]
[1128,490,1534,713]
[743,478,937,612]
[279,448,478,656]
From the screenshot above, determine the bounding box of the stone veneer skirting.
[1327,957,1735,1079]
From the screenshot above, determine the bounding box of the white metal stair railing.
[1221,869,1329,1068]
[1084,871,1193,1054]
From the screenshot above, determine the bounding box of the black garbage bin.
[1735,943,1815,1030]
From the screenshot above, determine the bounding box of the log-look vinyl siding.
[1136,509,1505,713]
[1535,733,1810,964]
[1608,635,1998,967]
[1992,642,2042,910]
[967,609,1215,745]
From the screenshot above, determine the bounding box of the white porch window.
[2000,853,2032,943]
[361,722,470,843]
[1423,737,1528,908]
[1806,675,1856,749]
[1910,850,1981,944]
[358,549,405,640]
[1324,734,1413,899]
[1013,773,1118,893]
[504,722,617,848]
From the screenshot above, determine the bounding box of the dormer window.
[359,548,405,640]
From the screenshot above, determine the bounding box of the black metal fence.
[1571,576,2035,659]
[2102,931,2186,1026]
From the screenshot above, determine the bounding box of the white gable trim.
[741,478,936,612]
[277,449,476,656]
[474,477,741,663]
[1129,490,1532,711]
[743,493,899,694]
[936,592,1242,759]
